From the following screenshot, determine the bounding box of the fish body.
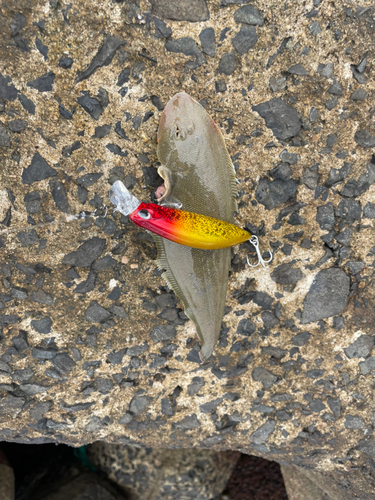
[129,202,251,250]
[154,93,238,361]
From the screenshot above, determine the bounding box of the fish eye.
[138,209,151,220]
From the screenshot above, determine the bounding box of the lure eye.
[138,209,151,220]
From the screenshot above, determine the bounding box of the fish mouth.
[109,180,141,216]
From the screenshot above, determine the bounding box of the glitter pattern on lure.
[109,180,272,262]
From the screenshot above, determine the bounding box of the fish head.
[157,92,199,146]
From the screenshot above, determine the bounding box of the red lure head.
[129,202,176,230]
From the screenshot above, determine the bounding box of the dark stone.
[0,125,10,147]
[199,27,215,57]
[327,79,343,96]
[150,95,164,111]
[350,89,367,101]
[74,270,96,294]
[316,203,335,230]
[77,92,104,120]
[252,367,278,389]
[218,52,236,75]
[58,56,73,69]
[271,261,304,285]
[129,395,152,416]
[97,378,113,395]
[354,130,375,148]
[9,119,27,132]
[52,353,76,374]
[236,318,256,336]
[0,73,18,101]
[22,152,57,185]
[108,305,127,319]
[309,400,325,412]
[31,316,52,334]
[106,144,128,157]
[35,38,48,59]
[188,377,205,396]
[165,37,206,70]
[319,62,333,78]
[92,255,116,270]
[27,72,55,92]
[250,420,276,444]
[252,98,301,140]
[269,76,286,92]
[150,325,176,342]
[335,228,351,246]
[150,0,209,22]
[215,80,227,93]
[341,163,375,197]
[161,398,174,416]
[200,397,223,413]
[85,301,111,323]
[10,287,28,300]
[127,343,148,356]
[94,124,111,138]
[359,357,375,376]
[154,17,172,39]
[344,335,374,359]
[18,94,35,114]
[306,369,324,379]
[261,311,280,329]
[261,346,287,359]
[62,237,106,267]
[346,261,365,275]
[234,5,264,25]
[309,21,321,36]
[10,12,26,35]
[78,173,103,187]
[335,199,361,223]
[117,68,130,86]
[345,415,365,429]
[59,104,73,120]
[255,177,297,210]
[30,290,53,305]
[288,64,308,76]
[76,36,125,83]
[325,162,351,187]
[16,229,39,246]
[1,315,20,326]
[49,180,70,213]
[364,202,375,219]
[280,150,299,165]
[232,25,257,55]
[107,286,121,301]
[173,414,201,429]
[301,268,350,324]
[132,116,142,130]
[12,368,33,382]
[107,349,126,365]
[12,330,29,351]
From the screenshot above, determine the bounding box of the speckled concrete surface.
[0,0,375,498]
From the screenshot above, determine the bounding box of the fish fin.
[152,233,203,342]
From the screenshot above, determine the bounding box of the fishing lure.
[109,180,272,267]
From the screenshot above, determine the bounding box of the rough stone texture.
[87,443,240,499]
[1,1,375,499]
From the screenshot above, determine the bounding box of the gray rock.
[154,17,172,39]
[316,203,335,230]
[129,395,152,416]
[62,237,106,267]
[74,270,96,294]
[218,52,236,75]
[253,97,301,140]
[234,5,264,26]
[325,97,338,110]
[327,79,343,96]
[150,0,209,22]
[309,21,321,36]
[288,64,308,76]
[350,89,368,101]
[335,228,351,246]
[344,335,374,359]
[345,415,365,429]
[0,394,24,417]
[354,130,375,148]
[200,397,223,413]
[255,177,297,210]
[76,36,125,83]
[188,376,205,396]
[199,27,215,57]
[165,37,206,70]
[27,72,55,92]
[107,348,126,365]
[232,25,257,55]
[346,261,365,275]
[252,367,278,389]
[325,162,351,187]
[127,343,149,356]
[31,316,52,334]
[303,167,320,189]
[236,318,256,336]
[250,419,276,444]
[305,369,324,379]
[22,152,57,184]
[30,290,53,305]
[359,357,375,376]
[97,377,113,394]
[271,262,304,285]
[20,384,48,395]
[269,76,286,92]
[341,163,375,197]
[173,414,201,429]
[335,199,361,223]
[309,399,325,412]
[261,311,280,329]
[261,346,287,359]
[319,62,333,78]
[161,397,174,416]
[301,268,350,324]
[291,332,311,346]
[0,125,10,147]
[85,301,111,323]
[364,202,375,218]
[215,80,227,93]
[77,91,104,120]
[150,325,176,342]
[52,353,76,374]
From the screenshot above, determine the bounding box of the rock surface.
[0,1,375,498]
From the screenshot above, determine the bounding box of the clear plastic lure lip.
[109,180,141,216]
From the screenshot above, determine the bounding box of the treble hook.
[247,235,273,269]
